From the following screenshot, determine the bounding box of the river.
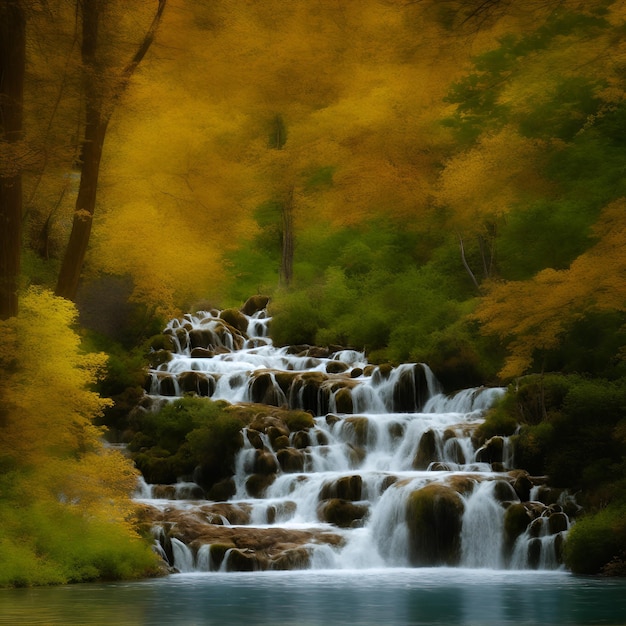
[1,569,625,625]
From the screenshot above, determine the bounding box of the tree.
[0,0,26,319]
[474,199,626,379]
[55,0,167,301]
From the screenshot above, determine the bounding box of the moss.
[405,483,464,566]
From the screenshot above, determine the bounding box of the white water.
[139,306,572,573]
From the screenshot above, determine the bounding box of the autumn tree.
[55,0,167,301]
[0,0,26,319]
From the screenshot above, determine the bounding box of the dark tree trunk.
[55,0,167,301]
[0,0,26,319]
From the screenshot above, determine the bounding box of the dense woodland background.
[1,0,626,585]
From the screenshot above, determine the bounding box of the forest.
[1,0,625,585]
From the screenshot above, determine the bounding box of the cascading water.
[136,302,576,573]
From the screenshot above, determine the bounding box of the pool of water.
[1,569,625,626]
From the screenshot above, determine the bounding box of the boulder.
[318,499,368,528]
[503,503,532,553]
[253,450,279,475]
[241,295,270,316]
[320,475,362,501]
[276,448,305,473]
[413,429,438,470]
[405,483,464,566]
[334,387,354,414]
[246,473,276,498]
[476,436,505,465]
[219,308,249,333]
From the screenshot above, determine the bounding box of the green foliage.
[130,397,248,488]
[500,375,626,489]
[563,500,626,575]
[0,498,157,587]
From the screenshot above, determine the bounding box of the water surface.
[1,569,625,626]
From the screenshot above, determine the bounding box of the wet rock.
[320,475,362,501]
[219,308,249,334]
[326,361,349,374]
[318,499,368,528]
[207,478,236,502]
[276,448,305,473]
[503,503,532,552]
[413,429,438,470]
[406,483,464,566]
[509,470,533,502]
[493,479,518,503]
[476,436,504,465]
[392,364,429,412]
[548,511,569,534]
[292,431,310,449]
[343,416,369,446]
[246,428,264,449]
[241,295,270,316]
[253,450,279,475]
[178,371,214,396]
[334,387,354,413]
[246,473,276,498]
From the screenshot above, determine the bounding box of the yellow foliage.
[0,288,141,530]
[436,127,549,230]
[475,199,626,378]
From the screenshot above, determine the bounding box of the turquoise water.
[1,569,625,626]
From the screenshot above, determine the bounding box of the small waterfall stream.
[136,303,575,573]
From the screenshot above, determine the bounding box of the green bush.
[130,397,248,488]
[563,501,626,575]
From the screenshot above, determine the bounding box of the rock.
[476,436,505,465]
[334,387,354,413]
[509,470,533,502]
[318,499,368,528]
[253,450,279,475]
[503,503,531,552]
[207,478,236,502]
[225,548,264,572]
[189,347,214,358]
[413,429,438,470]
[405,483,464,566]
[350,368,363,378]
[292,431,310,449]
[241,295,270,316]
[178,371,214,396]
[343,416,369,446]
[272,434,290,451]
[493,479,518,502]
[326,361,349,374]
[270,547,311,570]
[246,428,264,449]
[246,473,276,498]
[219,308,249,333]
[392,363,429,412]
[548,511,569,534]
[320,475,362,501]
[276,448,305,473]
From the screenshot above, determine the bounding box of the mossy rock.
[250,372,285,406]
[178,371,214,396]
[503,503,532,553]
[413,429,438,470]
[208,543,236,570]
[225,548,265,572]
[405,483,464,566]
[444,438,466,465]
[207,478,236,502]
[292,431,310,449]
[343,416,369,446]
[241,295,270,316]
[493,479,518,503]
[272,434,290,451]
[246,428,264,449]
[283,410,315,432]
[246,473,277,498]
[253,450,280,475]
[334,387,354,414]
[326,361,349,374]
[149,333,176,351]
[220,308,249,333]
[320,475,362,501]
[548,512,569,534]
[270,547,311,570]
[318,499,368,528]
[476,436,505,465]
[147,349,173,368]
[276,448,305,473]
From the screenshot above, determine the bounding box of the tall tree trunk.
[0,0,26,319]
[55,0,167,301]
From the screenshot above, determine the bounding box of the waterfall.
[137,303,574,573]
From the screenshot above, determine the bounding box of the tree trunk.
[0,0,26,319]
[55,0,167,301]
